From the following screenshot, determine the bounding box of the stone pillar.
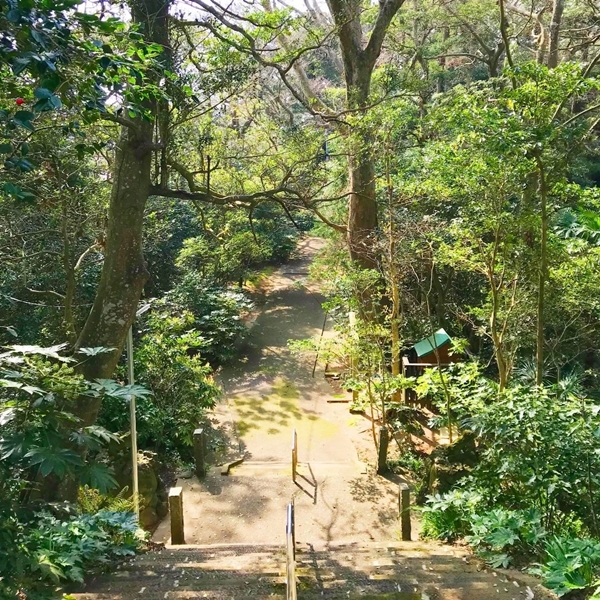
[193,428,206,478]
[399,483,412,541]
[169,487,185,545]
[377,426,389,474]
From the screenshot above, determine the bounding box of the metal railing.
[285,501,297,600]
[291,428,298,483]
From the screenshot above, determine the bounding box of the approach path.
[75,237,556,599]
[153,236,404,546]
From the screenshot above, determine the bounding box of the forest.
[0,0,599,597]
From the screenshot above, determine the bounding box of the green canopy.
[413,328,451,358]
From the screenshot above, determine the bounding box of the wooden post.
[377,426,389,474]
[169,487,185,545]
[291,429,298,483]
[399,483,411,541]
[193,428,206,478]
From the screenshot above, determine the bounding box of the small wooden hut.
[401,328,460,451]
[402,328,458,403]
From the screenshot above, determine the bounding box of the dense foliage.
[1,0,599,596]
[0,345,147,598]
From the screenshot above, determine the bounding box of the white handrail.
[286,502,297,600]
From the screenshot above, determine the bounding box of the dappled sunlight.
[232,383,338,441]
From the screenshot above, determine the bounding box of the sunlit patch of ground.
[232,376,340,440]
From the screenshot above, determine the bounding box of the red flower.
[15,98,25,105]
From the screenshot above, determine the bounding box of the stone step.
[227,461,367,477]
[72,543,557,600]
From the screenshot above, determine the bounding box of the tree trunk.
[547,0,564,69]
[348,151,378,268]
[326,0,405,267]
[74,123,153,401]
[73,0,170,426]
[345,56,379,269]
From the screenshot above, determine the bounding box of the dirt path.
[154,237,407,546]
[78,237,556,600]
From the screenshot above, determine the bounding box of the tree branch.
[364,0,406,67]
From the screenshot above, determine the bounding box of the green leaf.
[0,408,16,425]
[34,87,53,99]
[25,446,84,477]
[79,463,118,494]
[12,56,31,75]
[6,8,21,22]
[13,110,35,131]
[77,346,115,356]
[31,29,47,48]
[9,343,71,361]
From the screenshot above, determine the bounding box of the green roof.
[413,328,451,357]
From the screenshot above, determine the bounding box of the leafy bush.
[0,345,150,499]
[0,505,145,599]
[78,486,135,514]
[0,343,149,598]
[418,364,600,595]
[416,364,600,537]
[420,489,484,542]
[465,508,546,568]
[174,205,305,287]
[534,537,600,597]
[422,489,600,596]
[422,491,547,567]
[169,275,253,364]
[99,311,220,460]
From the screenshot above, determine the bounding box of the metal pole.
[286,502,297,600]
[291,429,298,483]
[127,326,140,520]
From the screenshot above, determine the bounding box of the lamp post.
[126,303,152,521]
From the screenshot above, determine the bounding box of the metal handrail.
[285,501,297,600]
[291,429,298,483]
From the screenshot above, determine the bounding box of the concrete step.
[227,461,367,477]
[72,542,557,600]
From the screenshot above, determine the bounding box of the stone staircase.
[73,542,555,600]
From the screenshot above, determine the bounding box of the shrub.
[169,276,253,364]
[0,343,149,598]
[416,364,600,537]
[534,537,600,597]
[0,345,149,499]
[420,489,484,542]
[465,508,546,568]
[0,506,146,599]
[99,311,220,460]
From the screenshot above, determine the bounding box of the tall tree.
[188,0,406,267]
[73,0,170,425]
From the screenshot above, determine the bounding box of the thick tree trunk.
[73,0,169,426]
[326,0,405,268]
[74,124,152,405]
[547,0,564,69]
[348,153,378,268]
